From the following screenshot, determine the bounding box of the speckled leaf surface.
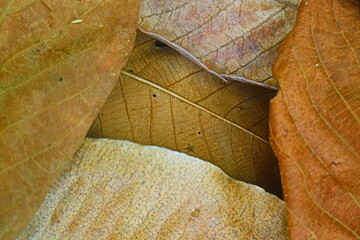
[20,138,287,240]
[269,0,360,239]
[139,0,300,86]
[88,32,282,197]
[0,1,139,239]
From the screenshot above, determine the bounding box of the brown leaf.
[19,138,287,240]
[88,31,282,197]
[270,0,360,239]
[0,1,139,238]
[138,0,300,87]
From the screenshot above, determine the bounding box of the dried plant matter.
[270,0,360,239]
[2,0,357,238]
[88,32,282,196]
[0,1,139,239]
[20,138,287,240]
[139,0,300,86]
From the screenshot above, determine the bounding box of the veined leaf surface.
[88,32,282,196]
[139,0,300,86]
[270,0,360,238]
[0,1,139,238]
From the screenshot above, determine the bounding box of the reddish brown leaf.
[139,0,300,87]
[0,1,139,239]
[88,32,282,197]
[270,0,360,239]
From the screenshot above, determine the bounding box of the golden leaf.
[88,32,282,196]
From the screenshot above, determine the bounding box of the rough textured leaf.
[88,32,282,197]
[138,0,300,87]
[0,1,139,239]
[20,138,287,240]
[269,0,360,239]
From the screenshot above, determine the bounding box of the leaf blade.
[19,138,288,239]
[88,32,282,196]
[139,0,300,86]
[0,1,139,238]
[270,0,360,238]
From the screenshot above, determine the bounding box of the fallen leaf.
[269,0,360,239]
[0,1,139,238]
[88,31,282,197]
[19,138,287,240]
[138,0,300,86]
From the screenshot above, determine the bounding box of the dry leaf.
[19,138,287,240]
[0,1,139,238]
[270,0,360,239]
[88,32,282,197]
[138,0,300,86]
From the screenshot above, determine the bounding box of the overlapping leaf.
[20,138,287,240]
[270,0,360,238]
[0,1,139,239]
[88,31,282,196]
[139,0,300,86]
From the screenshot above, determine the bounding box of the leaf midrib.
[121,70,269,143]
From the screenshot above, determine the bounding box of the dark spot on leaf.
[152,94,157,98]
[190,208,200,219]
[198,131,201,135]
[128,69,134,73]
[59,77,63,82]
[154,40,167,48]
[329,161,340,167]
[185,144,195,153]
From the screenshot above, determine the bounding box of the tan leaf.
[269,0,360,239]
[88,31,282,196]
[0,1,139,238]
[138,0,300,87]
[19,138,287,240]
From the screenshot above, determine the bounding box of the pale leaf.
[20,138,287,240]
